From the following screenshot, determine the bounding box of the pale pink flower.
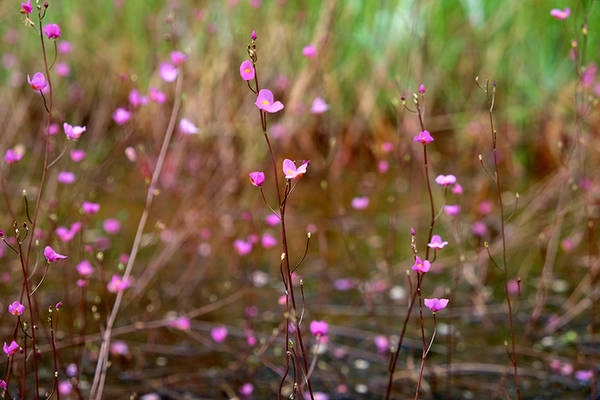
[282,159,308,179]
[211,326,228,343]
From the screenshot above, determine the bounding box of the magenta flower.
[261,233,277,248]
[240,382,254,396]
[58,41,72,54]
[452,183,463,195]
[0,379,5,389]
[63,122,86,140]
[56,222,82,242]
[424,298,449,313]
[239,60,255,81]
[27,72,47,91]
[44,23,61,39]
[107,274,131,293]
[82,201,100,214]
[265,213,280,226]
[76,260,94,276]
[302,45,316,58]
[70,149,86,162]
[550,7,570,20]
[428,235,448,249]
[112,108,131,125]
[282,159,308,180]
[179,118,199,135]
[310,320,328,337]
[110,340,130,356]
[472,221,487,237]
[58,171,76,184]
[575,369,593,381]
[5,148,23,164]
[351,196,369,210]
[55,62,70,77]
[168,316,191,331]
[249,171,265,187]
[418,84,426,93]
[374,335,389,353]
[310,97,329,114]
[412,256,430,274]
[103,218,121,235]
[20,0,32,14]
[255,89,284,113]
[435,174,457,186]
[170,50,187,66]
[413,130,434,144]
[149,87,166,103]
[8,301,25,316]
[44,246,67,262]
[234,239,252,256]
[444,204,460,216]
[211,326,228,343]
[159,62,178,82]
[251,30,257,40]
[3,340,19,356]
[128,89,148,107]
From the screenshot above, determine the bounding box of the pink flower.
[472,221,487,237]
[5,148,23,164]
[550,7,570,20]
[452,183,463,195]
[302,45,316,58]
[128,89,148,107]
[76,260,94,276]
[310,320,328,337]
[44,246,67,262]
[149,87,166,103]
[58,171,75,184]
[211,326,228,343]
[168,316,191,331]
[412,256,430,274]
[8,301,25,316]
[70,149,86,162]
[20,0,32,14]
[103,218,121,235]
[55,222,81,242]
[374,335,389,353]
[55,62,70,77]
[179,118,199,135]
[63,122,86,140]
[110,340,130,356]
[159,62,178,82]
[265,213,280,226]
[418,84,426,94]
[255,89,284,113]
[351,196,369,210]
[444,204,460,216]
[234,239,252,256]
[3,340,19,356]
[427,235,448,249]
[575,369,593,381]
[0,379,5,389]
[424,298,449,313]
[82,201,100,214]
[261,233,277,248]
[435,174,457,186]
[282,159,308,179]
[249,171,265,187]
[413,130,434,144]
[240,382,254,396]
[170,50,187,66]
[107,274,131,293]
[44,24,61,39]
[310,97,329,114]
[239,60,255,81]
[112,108,131,125]
[27,72,47,91]
[57,41,72,54]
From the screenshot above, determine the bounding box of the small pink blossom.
[44,246,67,262]
[427,235,448,249]
[3,340,19,356]
[444,204,460,216]
[302,45,316,58]
[249,171,265,187]
[76,260,94,276]
[265,213,280,226]
[240,382,254,396]
[168,316,191,331]
[412,256,430,274]
[424,298,449,313]
[5,148,23,164]
[310,320,328,337]
[20,0,32,14]
[70,149,86,162]
[63,122,86,140]
[351,196,369,210]
[159,62,178,82]
[435,174,457,186]
[44,24,61,39]
[149,87,166,103]
[128,89,148,107]
[310,97,329,114]
[0,379,5,389]
[58,41,72,54]
[82,201,100,214]
[170,50,187,66]
[234,239,252,255]
[103,218,121,235]
[107,274,131,293]
[374,335,389,353]
[413,130,434,144]
[255,89,284,113]
[378,160,389,173]
[418,84,426,93]
[575,369,593,381]
[239,60,255,81]
[472,221,487,237]
[550,7,570,20]
[27,72,47,91]
[282,159,308,179]
[211,326,228,343]
[48,123,59,136]
[112,108,131,125]
[452,183,463,195]
[55,62,70,77]
[8,301,25,316]
[58,380,72,395]
[55,222,81,242]
[179,118,199,135]
[58,171,76,184]
[261,233,277,248]
[110,340,130,356]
